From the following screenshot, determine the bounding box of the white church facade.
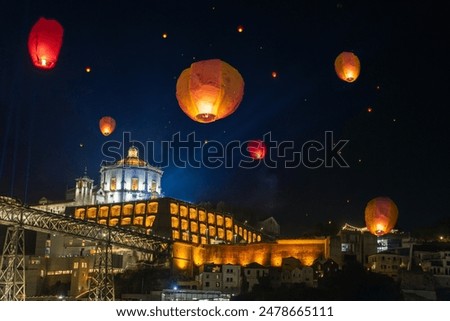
[32,146,163,213]
[96,146,163,204]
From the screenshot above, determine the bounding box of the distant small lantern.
[99,116,116,136]
[176,59,244,123]
[334,51,360,83]
[28,17,64,70]
[247,140,266,160]
[364,197,399,236]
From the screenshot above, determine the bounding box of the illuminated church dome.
[117,146,148,167]
[96,146,163,203]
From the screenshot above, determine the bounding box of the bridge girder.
[0,197,171,254]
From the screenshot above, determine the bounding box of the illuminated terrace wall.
[173,238,330,273]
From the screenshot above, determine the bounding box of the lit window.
[131,177,139,191]
[341,243,351,252]
[110,177,117,191]
[73,262,79,269]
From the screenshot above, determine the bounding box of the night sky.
[1,1,449,236]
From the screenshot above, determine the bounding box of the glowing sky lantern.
[28,17,64,70]
[247,140,266,160]
[99,116,116,136]
[334,51,360,83]
[176,59,244,123]
[364,197,399,236]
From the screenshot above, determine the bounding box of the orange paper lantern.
[334,51,360,83]
[364,197,398,236]
[176,59,244,123]
[99,116,116,136]
[247,140,266,160]
[28,17,64,70]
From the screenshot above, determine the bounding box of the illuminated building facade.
[67,198,265,245]
[414,249,450,289]
[96,146,163,204]
[330,223,378,267]
[312,258,339,279]
[330,223,410,268]
[368,250,409,280]
[198,264,241,294]
[66,198,330,276]
[31,146,163,214]
[243,263,269,292]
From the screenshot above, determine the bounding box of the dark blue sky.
[1,1,449,236]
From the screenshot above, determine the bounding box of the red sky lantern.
[99,116,116,136]
[28,17,64,70]
[334,51,360,83]
[176,59,244,123]
[247,140,266,160]
[364,197,399,236]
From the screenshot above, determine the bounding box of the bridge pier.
[0,225,26,301]
[88,242,115,301]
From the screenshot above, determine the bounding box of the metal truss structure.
[88,243,115,301]
[0,226,25,301]
[0,197,170,253]
[0,196,171,301]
